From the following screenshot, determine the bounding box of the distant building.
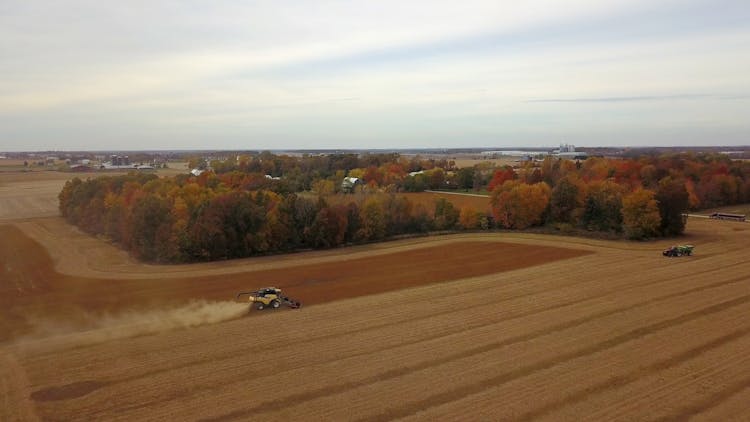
[552,144,576,154]
[341,177,363,193]
[481,150,544,157]
[110,155,130,166]
[552,144,588,160]
[100,155,136,169]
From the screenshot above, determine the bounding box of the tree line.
[488,153,749,238]
[193,151,750,204]
[58,152,750,262]
[58,173,471,262]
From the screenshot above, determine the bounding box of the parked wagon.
[709,212,746,222]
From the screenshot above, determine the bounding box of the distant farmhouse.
[341,177,363,193]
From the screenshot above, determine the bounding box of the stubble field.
[1,169,749,421]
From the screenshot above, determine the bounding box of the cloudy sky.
[1,0,749,151]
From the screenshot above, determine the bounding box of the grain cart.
[236,287,302,310]
[662,245,694,257]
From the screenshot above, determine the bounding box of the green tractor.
[663,244,694,257]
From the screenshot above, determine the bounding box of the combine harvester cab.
[663,245,694,257]
[236,287,302,311]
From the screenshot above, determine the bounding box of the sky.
[1,0,749,151]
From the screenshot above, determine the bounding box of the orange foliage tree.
[491,181,551,229]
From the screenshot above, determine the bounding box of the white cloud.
[1,0,748,149]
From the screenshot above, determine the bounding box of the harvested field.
[1,172,750,421]
[0,164,187,221]
[0,223,588,343]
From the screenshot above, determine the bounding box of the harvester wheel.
[256,303,265,310]
[271,299,280,309]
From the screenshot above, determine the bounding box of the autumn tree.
[549,174,586,224]
[130,195,174,261]
[427,168,446,190]
[434,198,459,230]
[457,167,476,191]
[312,179,335,196]
[307,204,348,248]
[639,164,659,188]
[382,194,413,235]
[459,206,483,229]
[403,173,428,192]
[343,202,361,242]
[582,180,624,232]
[487,167,515,192]
[621,188,661,239]
[383,163,407,187]
[58,177,82,218]
[363,165,384,186]
[655,177,689,236]
[357,197,386,241]
[491,181,551,229]
[293,196,320,247]
[541,157,563,187]
[684,179,701,210]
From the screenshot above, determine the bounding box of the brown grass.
[400,191,490,213]
[323,191,490,215]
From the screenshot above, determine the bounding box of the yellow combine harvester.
[236,287,302,310]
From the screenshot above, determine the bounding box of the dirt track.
[2,170,750,421]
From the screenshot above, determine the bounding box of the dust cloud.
[14,300,248,351]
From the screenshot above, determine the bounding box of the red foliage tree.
[487,167,516,192]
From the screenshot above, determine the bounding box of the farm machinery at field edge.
[236,287,301,310]
[663,244,694,257]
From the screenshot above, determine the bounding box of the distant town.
[2,145,748,174]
